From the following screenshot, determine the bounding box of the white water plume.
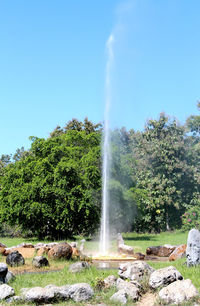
[99,34,115,254]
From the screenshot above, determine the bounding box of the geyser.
[99,34,114,254]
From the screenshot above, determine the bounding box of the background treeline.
[0,107,199,239]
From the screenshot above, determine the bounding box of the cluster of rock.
[0,261,93,303]
[108,261,199,304]
[0,259,199,304]
[0,282,94,303]
[117,233,186,261]
[146,244,187,261]
[1,241,75,260]
[0,229,199,304]
[0,241,84,270]
[138,228,200,265]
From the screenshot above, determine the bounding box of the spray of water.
[99,34,114,254]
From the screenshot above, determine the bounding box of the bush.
[181,207,200,231]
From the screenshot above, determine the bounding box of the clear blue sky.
[0,0,200,156]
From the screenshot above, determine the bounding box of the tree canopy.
[0,112,199,238]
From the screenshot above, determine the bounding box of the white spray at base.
[99,34,114,255]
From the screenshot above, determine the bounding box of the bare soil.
[136,292,157,306]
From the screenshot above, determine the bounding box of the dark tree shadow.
[124,235,157,241]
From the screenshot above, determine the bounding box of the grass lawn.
[0,230,199,305]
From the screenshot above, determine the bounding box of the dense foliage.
[0,122,102,239]
[0,106,199,238]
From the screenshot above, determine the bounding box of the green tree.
[186,102,200,136]
[0,129,101,239]
[132,113,195,232]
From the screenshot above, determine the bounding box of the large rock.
[159,279,199,304]
[32,256,49,268]
[186,228,200,266]
[0,263,8,283]
[116,278,140,301]
[117,233,134,255]
[67,283,94,302]
[6,251,25,267]
[5,271,15,284]
[119,261,154,281]
[21,287,55,303]
[149,266,183,289]
[0,284,15,300]
[45,284,70,299]
[0,263,15,284]
[169,244,186,261]
[110,289,127,304]
[146,245,176,257]
[48,243,72,260]
[118,244,134,255]
[68,261,90,273]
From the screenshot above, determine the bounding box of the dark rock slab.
[32,256,49,268]
[6,251,25,267]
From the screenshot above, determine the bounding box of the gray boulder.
[0,284,15,300]
[6,250,25,267]
[45,284,70,299]
[68,261,90,273]
[68,283,94,302]
[119,261,154,281]
[21,283,93,303]
[32,256,49,268]
[159,279,199,304]
[0,263,8,283]
[116,278,140,301]
[5,271,15,284]
[149,266,183,289]
[186,228,200,266]
[118,244,134,255]
[110,289,127,304]
[117,233,134,255]
[21,287,55,303]
[0,263,15,284]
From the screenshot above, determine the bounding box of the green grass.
[122,230,188,253]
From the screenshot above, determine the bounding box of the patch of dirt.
[9,263,65,275]
[12,247,36,258]
[3,247,67,274]
[136,292,157,306]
